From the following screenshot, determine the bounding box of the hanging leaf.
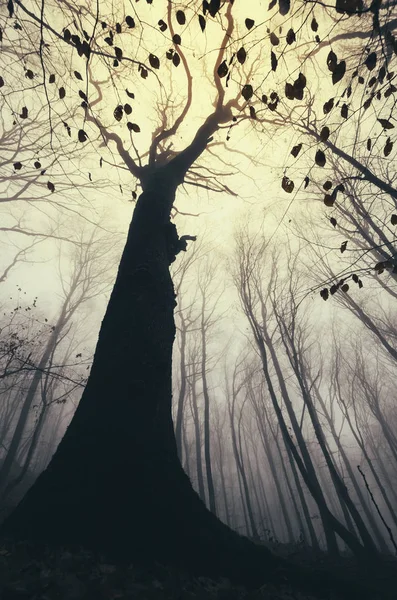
[271,51,278,71]
[7,0,14,18]
[327,51,337,72]
[378,118,394,129]
[282,176,294,193]
[237,47,247,64]
[330,217,337,227]
[270,32,279,46]
[320,126,330,142]
[324,194,335,207]
[13,162,22,170]
[115,47,123,60]
[340,241,347,253]
[124,103,132,115]
[198,15,206,32]
[104,36,113,46]
[286,29,296,44]
[126,16,135,28]
[332,60,346,84]
[384,137,393,156]
[366,138,372,151]
[285,82,294,100]
[323,181,332,191]
[311,18,318,32]
[79,90,88,101]
[149,54,160,69]
[262,94,268,104]
[20,106,28,119]
[291,143,302,157]
[391,214,397,225]
[241,84,253,101]
[25,69,34,80]
[364,52,376,71]
[341,103,348,118]
[315,149,326,167]
[74,71,83,80]
[116,23,122,34]
[293,73,306,100]
[363,96,373,111]
[158,19,167,32]
[127,122,140,132]
[114,105,123,121]
[304,176,309,189]
[126,89,135,99]
[278,0,290,16]
[269,0,277,8]
[78,129,88,143]
[217,60,228,78]
[47,181,55,193]
[249,106,256,119]
[176,10,186,25]
[140,67,148,79]
[48,74,55,84]
[245,18,255,30]
[172,52,180,67]
[173,34,181,45]
[323,98,334,114]
[34,161,41,169]
[320,288,329,301]
[0,77,4,88]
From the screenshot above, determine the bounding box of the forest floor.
[0,539,396,600]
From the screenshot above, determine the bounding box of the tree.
[0,1,390,596]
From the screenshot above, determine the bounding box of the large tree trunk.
[0,167,285,586]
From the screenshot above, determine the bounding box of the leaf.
[241,84,253,101]
[47,181,55,193]
[198,15,206,32]
[286,29,296,44]
[315,150,326,167]
[311,18,318,32]
[384,137,393,157]
[140,66,148,79]
[367,139,371,151]
[126,16,135,28]
[304,176,309,189]
[78,129,88,142]
[278,0,290,16]
[323,180,332,191]
[245,18,255,30]
[124,103,132,115]
[291,143,302,157]
[116,23,122,33]
[341,103,348,118]
[320,288,329,301]
[378,118,394,130]
[285,82,294,100]
[332,60,346,84]
[172,53,180,67]
[341,283,349,293]
[34,161,41,169]
[323,98,334,114]
[48,74,55,84]
[217,60,228,78]
[7,0,14,18]
[269,0,277,8]
[158,19,167,32]
[271,51,278,71]
[114,105,123,121]
[340,241,347,253]
[79,90,88,101]
[249,106,256,119]
[282,176,294,193]
[13,162,22,170]
[237,47,247,64]
[270,32,279,46]
[324,194,335,207]
[25,69,34,80]
[115,47,123,60]
[364,52,376,71]
[0,77,4,88]
[20,106,28,119]
[391,214,397,225]
[330,217,337,227]
[327,51,337,72]
[74,71,83,80]
[104,36,113,46]
[149,54,160,69]
[320,126,330,142]
[126,89,135,99]
[173,34,181,45]
[176,10,186,25]
[127,122,140,132]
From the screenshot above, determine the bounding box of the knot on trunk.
[165,223,196,264]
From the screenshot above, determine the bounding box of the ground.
[0,539,395,600]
